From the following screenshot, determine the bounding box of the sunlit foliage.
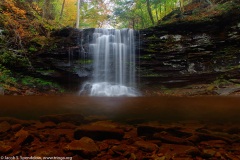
[112,0,182,29]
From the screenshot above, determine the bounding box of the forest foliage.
[0,0,237,93]
[0,0,215,32]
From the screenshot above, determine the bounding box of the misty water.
[80,28,140,97]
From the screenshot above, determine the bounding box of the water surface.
[1,96,240,123]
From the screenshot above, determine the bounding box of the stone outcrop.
[33,1,240,91]
[138,5,240,87]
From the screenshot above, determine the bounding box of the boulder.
[134,140,159,152]
[0,141,12,154]
[74,121,124,140]
[64,137,100,158]
[0,121,11,133]
[14,129,33,146]
[153,132,193,145]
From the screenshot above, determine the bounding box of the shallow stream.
[1,95,240,123]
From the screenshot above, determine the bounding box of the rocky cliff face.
[138,6,240,87]
[34,2,240,91]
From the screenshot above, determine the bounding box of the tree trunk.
[132,19,135,29]
[155,9,159,21]
[180,0,184,13]
[164,1,167,16]
[60,0,66,20]
[42,0,47,18]
[42,0,54,20]
[146,0,155,25]
[76,0,81,28]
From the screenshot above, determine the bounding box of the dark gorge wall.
[31,28,95,90]
[33,8,240,91]
[138,7,240,88]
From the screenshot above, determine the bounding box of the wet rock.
[74,122,124,140]
[202,149,216,158]
[214,87,240,95]
[226,125,240,134]
[72,155,84,160]
[199,140,227,148]
[64,137,100,158]
[0,117,28,125]
[0,141,12,154]
[137,124,165,137]
[35,121,56,129]
[7,150,22,157]
[56,129,75,142]
[34,147,64,157]
[11,124,22,132]
[57,122,77,129]
[40,113,85,125]
[222,153,240,159]
[137,123,190,139]
[111,144,137,155]
[158,144,200,157]
[0,121,11,133]
[102,139,121,145]
[196,132,232,143]
[153,132,193,145]
[124,128,138,139]
[25,90,34,95]
[32,129,74,143]
[14,129,33,146]
[187,134,201,143]
[97,142,109,151]
[134,140,159,152]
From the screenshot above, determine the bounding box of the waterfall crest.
[80,28,140,97]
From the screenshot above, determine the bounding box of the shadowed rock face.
[32,5,240,91]
[138,7,240,87]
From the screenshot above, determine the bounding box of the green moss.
[36,69,56,76]
[0,64,17,86]
[140,54,153,60]
[30,36,48,48]
[20,76,64,92]
[22,76,53,87]
[140,68,160,77]
[0,49,30,68]
[213,2,235,12]
[28,45,38,52]
[212,77,231,87]
[147,35,158,40]
[144,49,157,53]
[77,59,93,64]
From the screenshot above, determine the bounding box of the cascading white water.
[80,28,140,97]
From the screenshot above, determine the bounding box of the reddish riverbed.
[0,96,240,159]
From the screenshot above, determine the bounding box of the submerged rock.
[0,121,11,133]
[14,129,34,149]
[40,113,85,125]
[153,132,193,145]
[0,141,12,154]
[74,124,124,140]
[35,121,56,129]
[64,137,100,158]
[134,140,159,152]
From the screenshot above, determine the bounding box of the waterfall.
[80,28,140,97]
